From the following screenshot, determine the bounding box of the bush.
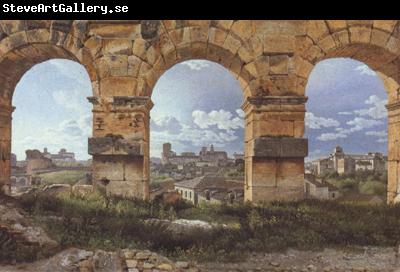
[359,180,386,196]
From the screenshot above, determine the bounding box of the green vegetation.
[37,170,88,186]
[149,175,170,190]
[320,170,387,196]
[15,191,400,263]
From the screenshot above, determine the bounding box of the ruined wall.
[0,20,399,203]
[25,149,54,175]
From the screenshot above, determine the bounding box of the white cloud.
[317,132,348,141]
[306,149,324,161]
[317,117,384,142]
[377,138,388,143]
[236,109,245,118]
[149,112,243,157]
[151,115,182,134]
[192,109,243,132]
[305,112,340,129]
[180,60,210,71]
[52,89,88,114]
[48,59,91,88]
[346,117,383,132]
[366,130,388,144]
[338,111,353,115]
[365,130,387,137]
[354,95,387,120]
[354,64,376,76]
[13,114,92,160]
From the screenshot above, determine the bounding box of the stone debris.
[121,249,198,272]
[0,247,199,272]
[0,203,58,261]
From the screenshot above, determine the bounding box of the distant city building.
[161,143,229,167]
[304,174,340,200]
[43,147,76,163]
[310,157,335,175]
[10,153,17,168]
[174,175,244,205]
[233,152,244,162]
[25,149,54,175]
[199,145,228,166]
[308,146,387,175]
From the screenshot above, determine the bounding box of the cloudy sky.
[12,59,92,160]
[305,58,387,161]
[11,57,387,161]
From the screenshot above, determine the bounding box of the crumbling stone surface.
[88,135,142,156]
[253,137,308,158]
[0,199,58,264]
[71,184,94,197]
[0,247,199,272]
[42,184,72,196]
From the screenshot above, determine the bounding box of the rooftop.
[174,175,243,190]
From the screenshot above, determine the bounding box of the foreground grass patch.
[17,192,400,262]
[38,170,88,186]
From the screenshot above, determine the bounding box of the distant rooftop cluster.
[161,142,243,167]
[306,146,387,176]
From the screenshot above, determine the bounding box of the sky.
[305,58,387,161]
[11,59,92,161]
[10,57,387,161]
[150,60,244,158]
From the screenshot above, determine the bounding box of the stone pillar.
[386,101,400,203]
[242,96,308,202]
[0,104,14,195]
[88,96,153,200]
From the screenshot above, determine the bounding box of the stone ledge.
[242,95,308,110]
[88,135,143,156]
[253,137,308,158]
[386,101,400,111]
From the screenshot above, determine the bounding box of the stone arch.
[0,20,99,194]
[125,20,276,99]
[296,20,400,101]
[296,20,400,203]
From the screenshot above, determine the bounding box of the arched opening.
[0,42,96,195]
[305,58,388,203]
[149,59,245,204]
[10,59,92,191]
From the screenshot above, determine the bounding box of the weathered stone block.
[307,20,329,42]
[103,39,132,55]
[88,136,143,156]
[89,23,140,39]
[326,20,347,32]
[269,55,289,75]
[349,26,371,44]
[141,20,161,40]
[373,20,397,33]
[263,35,295,53]
[253,137,308,158]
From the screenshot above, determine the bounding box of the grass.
[321,170,387,196]
[37,170,88,186]
[10,191,400,264]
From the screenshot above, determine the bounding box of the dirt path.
[199,247,400,272]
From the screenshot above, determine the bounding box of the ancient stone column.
[242,96,308,202]
[88,96,153,200]
[386,101,400,203]
[0,104,14,195]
